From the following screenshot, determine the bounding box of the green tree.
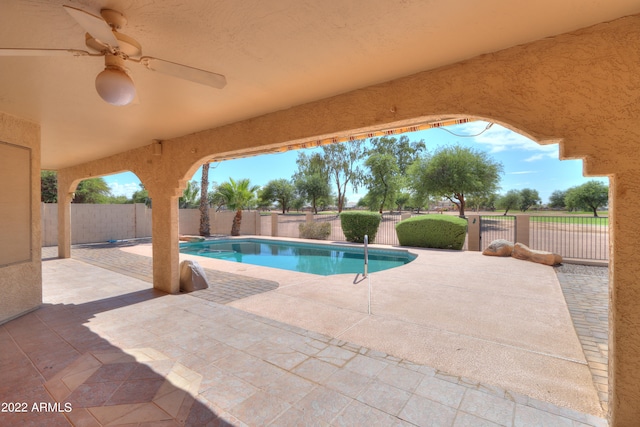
[215,178,259,235]
[406,157,431,214]
[322,141,365,213]
[291,196,305,212]
[395,192,411,212]
[73,178,112,203]
[408,193,431,213]
[106,195,129,204]
[548,189,567,209]
[261,179,296,214]
[519,188,541,212]
[364,152,400,213]
[496,190,523,215]
[467,191,498,212]
[294,151,328,180]
[179,181,200,209]
[255,187,273,211]
[409,146,503,217]
[199,163,212,236]
[295,173,330,214]
[41,170,58,203]
[209,184,228,211]
[131,184,151,207]
[368,135,425,175]
[564,180,609,217]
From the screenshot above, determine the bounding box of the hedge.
[395,215,467,250]
[340,211,382,243]
[299,222,331,240]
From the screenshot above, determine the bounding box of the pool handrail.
[364,234,369,277]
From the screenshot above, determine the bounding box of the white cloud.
[524,152,556,162]
[446,122,559,159]
[109,182,140,198]
[508,170,537,175]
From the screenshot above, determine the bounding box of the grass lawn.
[483,210,609,225]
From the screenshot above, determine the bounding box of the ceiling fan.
[0,5,227,106]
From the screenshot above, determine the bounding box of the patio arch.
[53,15,640,425]
[55,168,152,258]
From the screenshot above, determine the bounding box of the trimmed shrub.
[395,215,467,250]
[299,222,331,240]
[340,211,382,243]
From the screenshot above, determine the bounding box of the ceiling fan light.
[95,67,136,106]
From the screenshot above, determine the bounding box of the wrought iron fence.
[313,213,344,241]
[312,212,404,245]
[276,213,306,238]
[529,216,609,261]
[259,212,608,262]
[480,215,516,250]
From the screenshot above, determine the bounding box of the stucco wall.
[0,112,41,324]
[41,204,258,245]
[42,203,149,246]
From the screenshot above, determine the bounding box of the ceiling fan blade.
[0,48,95,57]
[63,5,119,49]
[136,56,227,89]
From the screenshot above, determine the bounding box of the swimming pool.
[179,238,416,276]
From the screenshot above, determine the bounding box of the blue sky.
[104,121,607,204]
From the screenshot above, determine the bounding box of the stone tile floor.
[555,265,609,411]
[0,245,609,426]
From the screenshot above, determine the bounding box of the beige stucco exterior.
[49,17,640,424]
[1,12,639,426]
[0,112,41,323]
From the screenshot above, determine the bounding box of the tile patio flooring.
[0,244,609,426]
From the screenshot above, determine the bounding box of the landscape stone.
[179,235,205,242]
[179,260,210,292]
[482,239,514,257]
[511,242,563,266]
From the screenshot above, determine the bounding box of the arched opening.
[166,117,609,417]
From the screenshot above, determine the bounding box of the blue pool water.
[179,238,416,276]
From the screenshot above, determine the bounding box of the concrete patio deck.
[0,241,608,426]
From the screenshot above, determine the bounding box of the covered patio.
[1,1,640,425]
[0,243,607,426]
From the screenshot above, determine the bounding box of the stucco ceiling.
[1,0,639,170]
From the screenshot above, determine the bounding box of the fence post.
[467,215,481,251]
[515,215,530,246]
[305,212,313,223]
[271,213,278,237]
[255,211,261,236]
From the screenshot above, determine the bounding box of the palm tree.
[215,178,259,236]
[179,180,200,209]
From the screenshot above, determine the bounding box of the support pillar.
[271,213,278,237]
[608,171,640,427]
[57,192,73,259]
[149,190,181,294]
[466,215,481,251]
[515,215,530,247]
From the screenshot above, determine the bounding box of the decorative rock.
[512,242,563,266]
[482,239,514,257]
[179,235,205,242]
[179,260,210,292]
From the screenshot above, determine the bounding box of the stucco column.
[608,170,640,426]
[466,215,480,251]
[149,190,181,294]
[57,192,73,258]
[514,215,530,247]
